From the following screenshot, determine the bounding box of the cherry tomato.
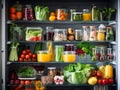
[19,57,23,62]
[25,54,30,59]
[102,78,108,85]
[20,80,25,85]
[28,52,32,58]
[108,78,114,84]
[22,50,27,55]
[97,79,102,84]
[20,54,25,59]
[32,54,37,59]
[24,80,31,85]
[26,49,31,53]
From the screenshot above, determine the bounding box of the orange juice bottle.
[83,9,92,21]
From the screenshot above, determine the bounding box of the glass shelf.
[7,83,116,87]
[7,60,116,65]
[6,41,117,45]
[7,20,116,24]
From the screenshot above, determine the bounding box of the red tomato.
[9,7,16,14]
[26,49,31,53]
[32,54,37,59]
[19,57,23,62]
[28,52,32,57]
[24,80,31,85]
[97,79,102,84]
[108,78,114,84]
[20,54,25,59]
[30,37,36,41]
[22,50,27,55]
[25,54,30,59]
[96,70,102,78]
[102,78,108,85]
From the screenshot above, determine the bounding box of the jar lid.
[55,45,64,47]
[37,50,49,54]
[48,67,56,69]
[63,51,75,54]
[73,12,82,14]
[65,44,74,46]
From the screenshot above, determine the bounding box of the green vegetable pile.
[76,42,95,56]
[17,66,37,78]
[63,63,95,84]
[34,5,49,20]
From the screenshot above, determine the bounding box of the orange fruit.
[10,13,16,20]
[16,11,22,20]
[49,15,56,21]
[50,12,55,16]
[25,80,31,85]
[9,7,16,14]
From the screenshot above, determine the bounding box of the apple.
[102,78,108,85]
[108,78,114,84]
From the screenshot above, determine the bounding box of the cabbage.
[63,63,95,84]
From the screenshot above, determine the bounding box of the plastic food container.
[25,27,43,41]
[37,50,51,62]
[53,29,67,41]
[72,12,83,21]
[56,9,68,21]
[55,45,64,62]
[63,51,76,62]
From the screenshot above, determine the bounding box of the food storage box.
[53,29,67,41]
[25,27,43,41]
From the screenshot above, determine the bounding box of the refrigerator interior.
[1,0,120,90]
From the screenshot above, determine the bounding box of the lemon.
[88,77,97,85]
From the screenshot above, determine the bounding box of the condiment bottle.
[82,26,90,41]
[97,24,106,41]
[106,26,114,41]
[107,48,113,61]
[89,26,97,41]
[23,5,34,20]
[83,9,92,21]
[44,26,54,41]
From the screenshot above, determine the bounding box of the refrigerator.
[1,0,120,90]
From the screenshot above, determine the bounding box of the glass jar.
[70,9,76,21]
[44,26,54,41]
[82,26,90,41]
[63,51,76,62]
[53,29,67,41]
[75,29,83,40]
[82,9,92,21]
[89,26,97,41]
[55,45,64,62]
[56,9,68,21]
[99,46,106,61]
[97,24,106,41]
[37,50,51,62]
[107,48,113,61]
[106,26,114,41]
[72,12,83,21]
[23,5,34,20]
[48,67,57,76]
[64,44,74,51]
